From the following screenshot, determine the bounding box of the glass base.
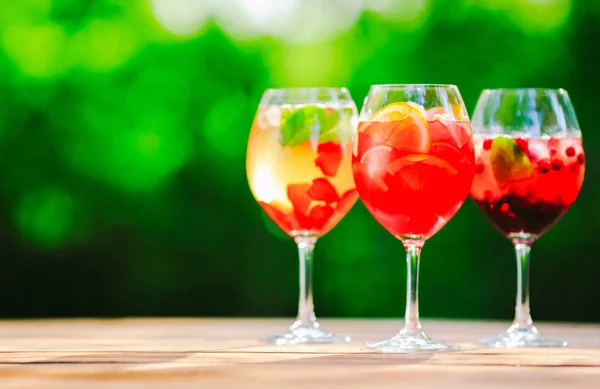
[479,323,568,348]
[262,321,351,345]
[364,331,460,353]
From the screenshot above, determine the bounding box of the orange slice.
[366,102,431,154]
[370,102,426,121]
[429,142,463,170]
[386,154,459,178]
[360,144,393,165]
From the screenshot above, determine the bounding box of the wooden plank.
[0,318,598,388]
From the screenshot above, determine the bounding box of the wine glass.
[352,84,475,352]
[470,88,585,347]
[246,87,359,345]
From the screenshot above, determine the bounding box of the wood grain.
[0,318,598,388]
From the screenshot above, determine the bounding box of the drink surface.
[352,104,475,240]
[471,135,585,237]
[247,103,358,237]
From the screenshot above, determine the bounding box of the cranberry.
[551,159,564,171]
[538,160,551,173]
[475,163,485,174]
[565,147,576,157]
[577,154,585,165]
[515,138,528,152]
[500,203,509,213]
[484,190,494,201]
[483,139,493,151]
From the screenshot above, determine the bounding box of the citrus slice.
[429,142,463,170]
[452,103,466,121]
[352,162,389,193]
[370,102,426,122]
[386,154,459,179]
[366,102,430,154]
[360,144,393,165]
[491,137,533,187]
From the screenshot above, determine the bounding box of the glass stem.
[512,237,534,328]
[294,235,318,327]
[401,240,425,337]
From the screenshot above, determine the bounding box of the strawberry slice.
[315,141,343,177]
[293,209,313,230]
[259,201,292,233]
[337,189,358,216]
[309,204,335,230]
[287,183,312,214]
[307,178,340,204]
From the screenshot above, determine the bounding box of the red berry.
[484,190,494,201]
[538,160,551,174]
[475,163,484,174]
[483,139,493,151]
[565,147,576,157]
[577,154,585,165]
[515,138,528,152]
[551,159,563,171]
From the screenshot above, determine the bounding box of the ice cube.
[527,139,550,161]
[258,105,282,129]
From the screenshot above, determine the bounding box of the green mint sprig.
[279,106,355,147]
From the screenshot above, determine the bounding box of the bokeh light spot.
[16,186,75,248]
[69,17,141,72]
[2,23,67,78]
[203,91,250,160]
[150,0,211,37]
[512,0,572,32]
[365,0,431,28]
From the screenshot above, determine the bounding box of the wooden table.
[0,318,599,388]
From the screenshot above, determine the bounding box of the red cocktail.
[469,87,585,348]
[352,84,474,353]
[353,103,474,239]
[471,136,584,237]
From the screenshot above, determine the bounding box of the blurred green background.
[0,0,598,322]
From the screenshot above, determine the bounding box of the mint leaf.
[491,137,534,187]
[319,107,355,144]
[279,106,325,147]
[279,106,356,147]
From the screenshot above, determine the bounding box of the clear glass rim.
[370,84,458,89]
[261,87,354,104]
[481,88,569,95]
[264,87,350,95]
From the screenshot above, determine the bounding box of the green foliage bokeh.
[0,0,598,322]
